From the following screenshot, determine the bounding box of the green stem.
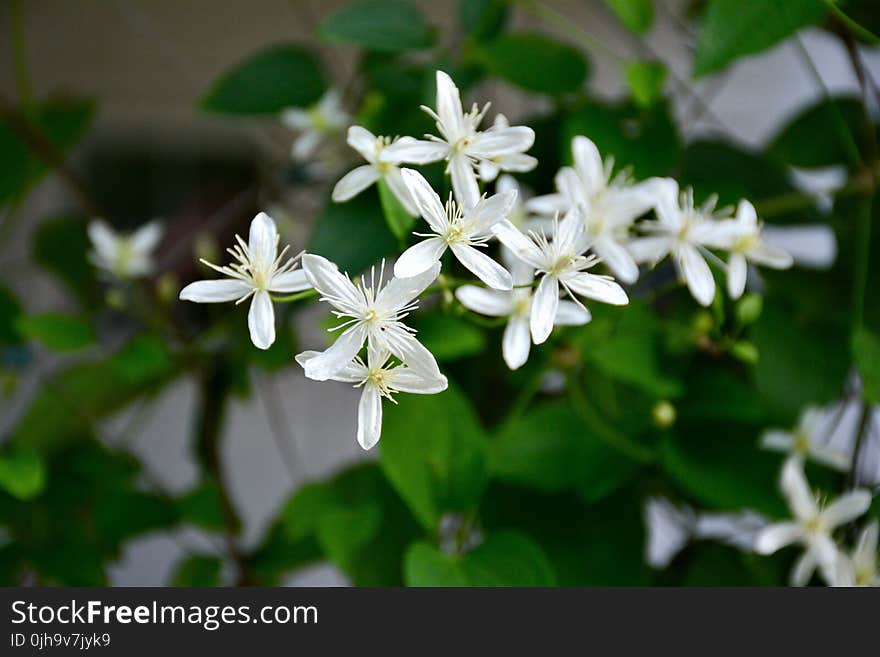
[824,1,880,46]
[271,289,318,303]
[10,0,32,107]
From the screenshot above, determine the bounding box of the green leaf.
[459,0,508,40]
[410,313,486,362]
[171,556,223,586]
[767,96,866,169]
[0,449,46,500]
[474,33,587,94]
[660,426,786,517]
[605,0,654,33]
[200,44,326,114]
[694,0,826,77]
[404,531,556,586]
[853,327,880,404]
[491,402,638,502]
[15,313,94,351]
[309,191,396,274]
[624,60,667,107]
[177,480,227,531]
[0,285,22,345]
[319,0,432,52]
[563,101,679,179]
[380,382,489,530]
[377,177,414,240]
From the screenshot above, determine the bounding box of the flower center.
[549,254,575,276]
[366,367,395,398]
[805,515,825,535]
[792,430,811,455]
[512,294,531,317]
[114,239,134,277]
[733,231,760,253]
[444,223,468,245]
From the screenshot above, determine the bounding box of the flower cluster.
[171,69,801,450]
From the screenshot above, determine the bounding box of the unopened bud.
[652,400,676,428]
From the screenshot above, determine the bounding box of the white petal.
[384,167,419,216]
[781,457,818,521]
[450,243,512,290]
[455,285,513,316]
[492,219,545,269]
[760,430,794,453]
[494,152,538,173]
[435,70,464,139]
[563,272,629,305]
[401,168,448,232]
[606,185,656,225]
[530,275,559,344]
[280,108,310,131]
[727,252,748,300]
[554,300,591,325]
[502,316,531,370]
[301,253,362,312]
[393,237,447,279]
[179,279,250,303]
[809,444,851,472]
[790,548,818,586]
[291,131,321,161]
[392,368,448,394]
[645,177,681,229]
[379,261,441,311]
[248,290,275,350]
[450,154,480,211]
[762,225,836,269]
[675,244,715,307]
[295,350,365,383]
[821,490,871,529]
[380,326,441,378]
[270,268,311,293]
[736,199,757,227]
[331,165,380,202]
[853,521,879,569]
[525,193,569,217]
[479,159,500,182]
[571,136,604,195]
[302,326,366,381]
[754,522,804,554]
[357,386,383,450]
[248,212,278,269]
[627,236,672,264]
[593,237,639,284]
[749,242,794,269]
[381,137,448,165]
[469,126,535,159]
[130,221,163,254]
[466,189,517,235]
[88,221,119,261]
[346,125,377,161]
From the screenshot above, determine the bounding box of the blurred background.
[1,0,878,586]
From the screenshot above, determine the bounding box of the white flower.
[281,89,349,162]
[88,220,163,279]
[760,405,852,472]
[495,174,551,234]
[396,168,515,290]
[644,497,696,569]
[296,344,447,450]
[455,254,590,369]
[754,458,872,586]
[179,212,309,350]
[527,137,655,284]
[331,126,418,215]
[381,70,536,210]
[708,200,793,299]
[830,520,879,587]
[298,254,441,381]
[492,209,629,345]
[627,179,729,306]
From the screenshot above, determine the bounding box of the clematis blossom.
[396,168,515,290]
[760,405,851,472]
[296,345,447,450]
[179,212,310,350]
[381,70,535,210]
[281,89,349,162]
[298,254,441,381]
[88,220,163,279]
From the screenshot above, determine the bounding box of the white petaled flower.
[396,168,515,290]
[281,89,350,162]
[527,137,655,284]
[707,199,794,299]
[298,254,441,382]
[760,405,851,472]
[627,178,730,306]
[296,344,447,450]
[754,458,872,586]
[331,126,418,215]
[492,209,629,345]
[830,520,879,587]
[88,220,163,279]
[455,253,590,369]
[495,174,551,234]
[179,212,309,350]
[643,497,696,569]
[381,70,536,210]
